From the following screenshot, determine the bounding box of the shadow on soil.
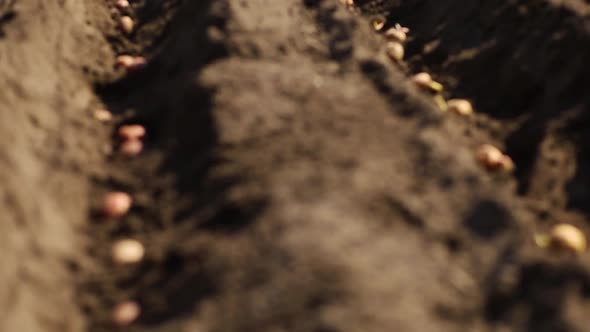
[87,0,272,328]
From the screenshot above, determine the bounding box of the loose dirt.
[2,0,590,331]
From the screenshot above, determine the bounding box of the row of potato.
[92,0,147,327]
[340,0,587,254]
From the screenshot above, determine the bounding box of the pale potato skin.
[475,144,514,173]
[412,72,433,88]
[120,16,135,34]
[112,301,141,326]
[118,124,146,141]
[115,0,129,9]
[550,224,587,253]
[120,139,144,156]
[385,28,407,43]
[112,239,145,265]
[93,109,112,122]
[102,192,133,218]
[447,99,473,116]
[116,55,136,68]
[386,41,404,62]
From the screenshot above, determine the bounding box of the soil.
[2,0,590,331]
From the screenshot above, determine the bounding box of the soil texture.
[2,0,590,331]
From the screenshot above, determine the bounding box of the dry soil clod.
[119,16,134,34]
[112,239,145,264]
[549,223,587,253]
[112,301,141,327]
[385,42,404,62]
[475,144,515,173]
[102,192,133,218]
[447,99,473,116]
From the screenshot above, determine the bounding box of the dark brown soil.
[3,0,590,331]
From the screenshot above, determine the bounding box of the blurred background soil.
[2,0,590,331]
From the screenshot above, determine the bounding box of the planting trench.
[383,0,590,215]
[3,0,590,331]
